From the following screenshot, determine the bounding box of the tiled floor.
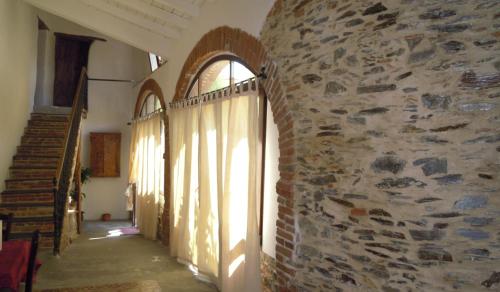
[35,221,216,291]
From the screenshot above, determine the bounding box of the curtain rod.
[128,109,165,125]
[169,77,259,110]
[88,78,136,83]
[169,65,267,110]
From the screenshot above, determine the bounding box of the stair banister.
[53,67,87,254]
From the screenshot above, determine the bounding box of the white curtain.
[170,92,262,291]
[129,113,164,240]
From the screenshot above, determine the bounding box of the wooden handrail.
[53,67,87,254]
[55,68,87,182]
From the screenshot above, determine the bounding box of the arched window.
[186,56,255,98]
[139,94,162,117]
[130,80,166,240]
[185,55,268,242]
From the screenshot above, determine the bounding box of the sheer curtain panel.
[170,90,262,291]
[129,113,164,240]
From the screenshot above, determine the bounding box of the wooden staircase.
[0,113,69,248]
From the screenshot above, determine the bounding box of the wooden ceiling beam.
[121,0,190,29]
[155,0,200,18]
[81,0,181,39]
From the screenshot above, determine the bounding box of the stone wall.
[262,251,278,292]
[261,0,500,291]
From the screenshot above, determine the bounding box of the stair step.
[13,160,59,169]
[21,142,64,148]
[5,178,53,190]
[0,204,54,218]
[17,146,63,156]
[24,128,66,137]
[1,188,54,194]
[0,202,53,208]
[12,221,54,233]
[1,189,54,204]
[10,165,57,169]
[27,120,68,128]
[14,155,60,162]
[10,215,53,222]
[11,163,57,170]
[21,136,65,146]
[30,113,69,122]
[10,167,57,179]
[13,156,58,164]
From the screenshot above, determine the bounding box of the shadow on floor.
[35,221,216,292]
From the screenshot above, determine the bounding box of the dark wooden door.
[53,33,92,107]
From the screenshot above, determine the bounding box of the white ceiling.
[25,0,215,58]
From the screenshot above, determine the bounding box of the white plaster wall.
[83,38,149,220]
[262,100,279,258]
[35,30,48,106]
[34,29,54,107]
[37,11,150,220]
[80,82,132,221]
[0,0,38,192]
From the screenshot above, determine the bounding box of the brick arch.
[135,78,166,117]
[173,26,297,290]
[173,27,267,101]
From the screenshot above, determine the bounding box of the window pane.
[189,80,199,98]
[140,95,161,117]
[154,97,161,111]
[233,61,255,84]
[143,97,150,116]
[149,53,158,72]
[200,60,230,94]
[146,95,156,114]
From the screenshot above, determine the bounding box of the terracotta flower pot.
[101,213,111,221]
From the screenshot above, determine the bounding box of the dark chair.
[0,213,13,241]
[25,230,40,292]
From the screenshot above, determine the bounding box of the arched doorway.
[172,26,296,291]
